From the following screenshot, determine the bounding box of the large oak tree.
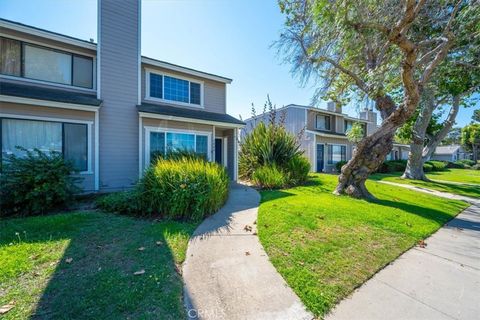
[278,0,472,198]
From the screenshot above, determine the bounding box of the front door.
[215,138,222,164]
[316,144,324,172]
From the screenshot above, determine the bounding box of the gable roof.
[434,145,461,155]
[137,103,245,126]
[0,81,102,106]
[1,18,232,84]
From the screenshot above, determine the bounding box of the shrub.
[457,159,476,167]
[286,155,311,184]
[139,157,229,220]
[453,161,470,168]
[96,190,141,215]
[423,163,433,172]
[424,160,446,171]
[252,165,287,189]
[472,164,480,170]
[0,148,81,217]
[240,121,303,179]
[335,160,347,172]
[446,161,465,169]
[377,160,407,173]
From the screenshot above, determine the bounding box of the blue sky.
[0,0,476,126]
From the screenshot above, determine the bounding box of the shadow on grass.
[371,198,458,227]
[0,211,193,319]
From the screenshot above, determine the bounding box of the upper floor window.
[316,114,331,131]
[147,71,203,107]
[0,37,93,89]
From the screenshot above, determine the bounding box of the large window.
[0,37,93,89]
[327,144,346,164]
[148,71,202,106]
[1,118,89,171]
[316,114,331,131]
[149,131,209,162]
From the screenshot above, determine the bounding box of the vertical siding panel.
[98,0,140,190]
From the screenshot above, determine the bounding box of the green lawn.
[426,168,480,185]
[257,174,468,317]
[0,211,197,319]
[371,171,480,198]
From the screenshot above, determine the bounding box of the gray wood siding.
[141,65,226,114]
[98,0,140,191]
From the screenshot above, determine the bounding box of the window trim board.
[0,114,93,174]
[0,36,95,90]
[144,68,204,108]
[143,126,212,167]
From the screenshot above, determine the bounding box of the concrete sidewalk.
[327,201,480,320]
[378,180,480,206]
[182,184,312,320]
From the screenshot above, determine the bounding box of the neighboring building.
[0,0,243,193]
[243,103,409,173]
[431,145,472,162]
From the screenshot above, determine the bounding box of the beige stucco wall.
[1,102,97,192]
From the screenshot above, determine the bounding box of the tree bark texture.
[403,95,460,180]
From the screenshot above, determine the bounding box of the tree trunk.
[403,141,428,180]
[335,96,412,199]
[402,90,435,180]
[422,96,460,161]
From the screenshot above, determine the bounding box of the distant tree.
[443,127,462,145]
[473,109,480,123]
[278,0,470,198]
[461,124,480,161]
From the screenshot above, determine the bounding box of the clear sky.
[0,0,477,126]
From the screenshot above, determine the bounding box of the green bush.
[252,165,287,189]
[457,159,476,167]
[377,160,407,173]
[335,160,347,172]
[141,157,228,220]
[286,155,311,184]
[239,119,308,187]
[424,160,446,171]
[0,148,81,217]
[96,190,141,215]
[472,164,480,170]
[446,161,465,169]
[423,163,434,172]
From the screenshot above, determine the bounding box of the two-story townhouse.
[244,102,409,173]
[0,0,243,193]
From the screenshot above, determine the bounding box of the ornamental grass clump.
[139,157,229,220]
[239,98,310,189]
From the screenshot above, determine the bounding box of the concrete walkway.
[378,180,480,205]
[327,186,480,320]
[182,184,313,320]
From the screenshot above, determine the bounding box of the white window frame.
[145,68,204,108]
[0,114,93,174]
[144,126,212,167]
